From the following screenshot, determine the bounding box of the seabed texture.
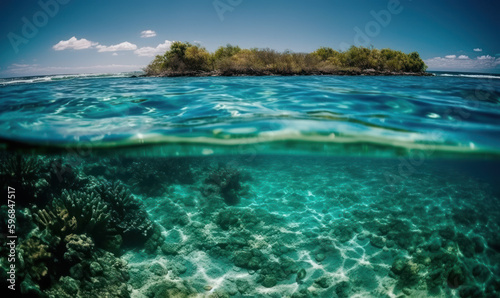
[1,153,499,298]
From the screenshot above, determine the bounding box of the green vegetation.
[144,42,428,76]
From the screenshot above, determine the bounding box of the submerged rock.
[161,243,181,255]
[235,279,251,294]
[262,276,278,288]
[458,285,482,298]
[145,280,194,298]
[216,209,240,230]
[233,250,253,268]
[296,268,307,282]
[472,264,490,282]
[149,262,167,276]
[59,276,80,295]
[334,281,351,298]
[370,235,386,248]
[402,287,412,295]
[447,265,466,289]
[315,253,326,262]
[314,276,332,289]
[391,258,406,275]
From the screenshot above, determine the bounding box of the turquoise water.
[1,74,500,156]
[1,74,500,297]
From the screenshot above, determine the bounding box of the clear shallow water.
[0,73,499,157]
[1,74,500,297]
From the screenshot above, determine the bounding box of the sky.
[0,0,499,77]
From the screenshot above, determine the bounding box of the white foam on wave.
[438,73,500,79]
[0,72,136,86]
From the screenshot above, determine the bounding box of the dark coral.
[92,179,154,246]
[35,189,112,247]
[0,154,89,208]
[46,157,90,197]
[215,209,241,230]
[47,249,130,298]
[0,153,50,206]
[202,163,248,205]
[83,157,195,197]
[35,178,157,251]
[64,234,95,263]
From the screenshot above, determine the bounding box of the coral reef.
[35,189,111,246]
[64,234,95,263]
[202,163,248,206]
[46,157,90,197]
[0,154,89,209]
[34,207,78,236]
[83,157,195,197]
[19,236,52,282]
[8,154,500,297]
[92,179,154,246]
[46,249,130,298]
[21,197,133,297]
[0,153,50,206]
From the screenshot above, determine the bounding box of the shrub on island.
[145,42,428,76]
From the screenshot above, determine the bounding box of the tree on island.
[144,42,427,76]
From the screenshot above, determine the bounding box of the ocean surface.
[1,73,499,297]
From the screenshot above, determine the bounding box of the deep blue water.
[1,73,500,297]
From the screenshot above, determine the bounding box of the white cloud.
[473,48,482,52]
[134,40,173,57]
[425,55,500,71]
[53,36,97,51]
[96,42,137,52]
[477,55,493,60]
[11,63,31,68]
[444,55,456,59]
[141,30,156,38]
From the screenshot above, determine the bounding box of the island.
[144,42,430,77]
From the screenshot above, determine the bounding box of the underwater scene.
[1,74,500,298]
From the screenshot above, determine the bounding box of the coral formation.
[41,189,111,245]
[0,153,50,206]
[64,234,95,263]
[7,154,500,297]
[46,250,130,298]
[83,157,195,197]
[34,207,78,236]
[92,179,154,246]
[202,163,248,206]
[19,236,52,282]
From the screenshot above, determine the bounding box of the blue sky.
[1,0,499,77]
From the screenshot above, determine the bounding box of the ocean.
[1,72,499,297]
